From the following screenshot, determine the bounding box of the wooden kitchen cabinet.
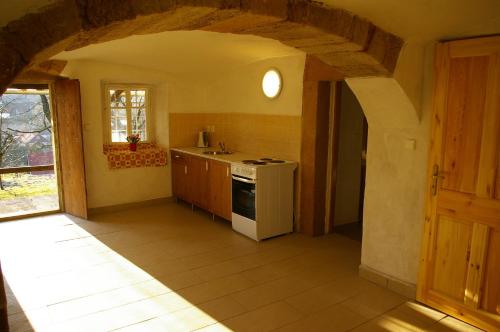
[171,150,189,202]
[188,156,210,210]
[209,160,232,221]
[171,150,232,221]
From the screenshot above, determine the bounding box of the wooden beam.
[0,165,54,175]
[30,60,67,76]
[13,70,64,84]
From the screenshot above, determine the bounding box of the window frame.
[102,83,153,145]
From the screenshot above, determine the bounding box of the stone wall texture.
[0,0,404,93]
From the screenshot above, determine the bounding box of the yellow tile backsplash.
[169,113,301,162]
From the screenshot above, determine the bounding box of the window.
[103,84,152,143]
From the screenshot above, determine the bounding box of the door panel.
[442,57,489,194]
[464,223,489,308]
[418,35,500,331]
[431,216,472,301]
[53,79,87,219]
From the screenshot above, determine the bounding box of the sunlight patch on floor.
[1,214,224,331]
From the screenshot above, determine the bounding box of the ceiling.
[321,0,500,42]
[52,31,304,75]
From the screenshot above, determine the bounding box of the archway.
[0,0,404,93]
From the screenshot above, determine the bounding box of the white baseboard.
[359,264,416,299]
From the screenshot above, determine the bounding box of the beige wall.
[170,113,301,162]
[169,55,305,116]
[62,60,171,209]
[169,54,305,162]
[333,82,365,226]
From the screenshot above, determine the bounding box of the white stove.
[231,158,297,241]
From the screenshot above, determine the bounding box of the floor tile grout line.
[107,316,158,332]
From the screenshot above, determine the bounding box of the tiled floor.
[0,202,483,331]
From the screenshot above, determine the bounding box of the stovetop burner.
[242,160,267,165]
[260,158,285,163]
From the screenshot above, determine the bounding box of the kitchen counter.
[170,147,273,164]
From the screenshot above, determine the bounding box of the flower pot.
[129,143,137,152]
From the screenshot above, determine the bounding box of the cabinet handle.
[206,161,208,171]
[226,166,229,177]
[174,155,180,159]
[184,165,187,174]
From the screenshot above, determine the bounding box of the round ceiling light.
[262,69,282,99]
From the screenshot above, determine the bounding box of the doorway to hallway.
[331,81,367,242]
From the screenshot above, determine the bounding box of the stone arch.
[0,0,404,93]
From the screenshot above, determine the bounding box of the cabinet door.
[210,160,232,220]
[171,151,188,201]
[189,156,210,210]
[418,36,500,331]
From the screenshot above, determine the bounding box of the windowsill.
[103,143,167,169]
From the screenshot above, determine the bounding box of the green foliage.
[0,173,57,199]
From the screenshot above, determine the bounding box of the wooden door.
[171,150,188,202]
[189,156,210,210]
[53,79,88,219]
[209,160,232,220]
[418,36,500,331]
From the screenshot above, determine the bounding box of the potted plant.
[126,134,140,151]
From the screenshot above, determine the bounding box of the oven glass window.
[232,178,256,221]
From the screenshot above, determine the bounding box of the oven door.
[232,175,256,221]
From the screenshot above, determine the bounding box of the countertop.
[170,147,294,165]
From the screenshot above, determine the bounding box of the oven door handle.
[232,175,256,184]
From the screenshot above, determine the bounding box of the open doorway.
[331,81,367,241]
[0,85,60,219]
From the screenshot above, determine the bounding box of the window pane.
[111,108,126,117]
[130,90,146,108]
[131,108,147,141]
[110,90,126,108]
[111,108,127,142]
[111,130,127,143]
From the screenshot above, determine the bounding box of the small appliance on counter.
[197,131,209,148]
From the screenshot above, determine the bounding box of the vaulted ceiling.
[52,31,304,76]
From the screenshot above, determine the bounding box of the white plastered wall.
[346,44,435,285]
[62,60,172,209]
[170,54,305,116]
